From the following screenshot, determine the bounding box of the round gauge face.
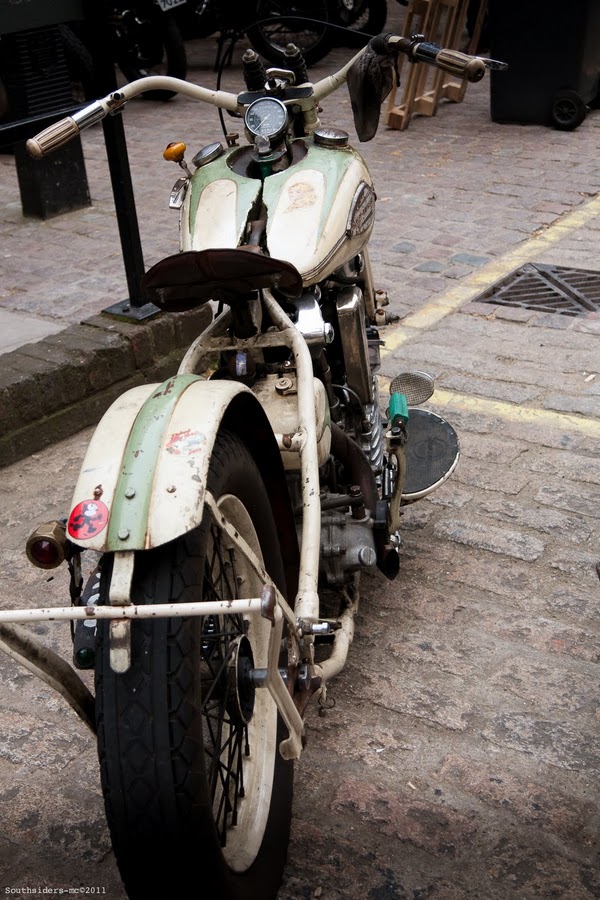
[245,98,288,140]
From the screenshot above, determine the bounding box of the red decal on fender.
[68,500,109,539]
[166,429,206,455]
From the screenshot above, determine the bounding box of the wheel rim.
[554,98,578,125]
[201,493,277,872]
[255,1,329,55]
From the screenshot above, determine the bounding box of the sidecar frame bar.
[0,491,306,758]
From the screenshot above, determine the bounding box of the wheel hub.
[226,635,256,726]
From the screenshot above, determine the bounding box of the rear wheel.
[248,0,333,67]
[95,430,293,900]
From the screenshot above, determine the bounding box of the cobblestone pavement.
[0,7,599,899]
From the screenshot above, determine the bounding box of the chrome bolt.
[358,546,377,567]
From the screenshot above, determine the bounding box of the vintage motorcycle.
[177,0,391,67]
[3,31,495,900]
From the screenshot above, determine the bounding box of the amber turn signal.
[163,141,187,163]
[26,520,67,569]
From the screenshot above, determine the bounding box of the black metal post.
[1,23,91,219]
[81,0,159,320]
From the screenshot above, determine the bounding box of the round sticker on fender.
[68,500,109,539]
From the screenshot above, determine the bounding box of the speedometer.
[244,97,289,141]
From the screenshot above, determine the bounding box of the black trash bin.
[0,0,91,217]
[489,0,600,130]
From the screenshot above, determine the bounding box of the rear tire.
[95,429,293,900]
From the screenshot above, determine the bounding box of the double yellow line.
[381,193,600,436]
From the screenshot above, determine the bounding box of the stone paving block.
[360,668,473,732]
[543,393,600,417]
[536,482,600,519]
[434,518,545,561]
[0,306,214,466]
[414,260,446,273]
[453,460,532,495]
[438,754,595,840]
[493,306,542,323]
[483,712,600,776]
[488,658,599,715]
[43,326,133,391]
[449,253,491,267]
[549,547,600,577]
[476,494,593,544]
[440,372,542,405]
[332,778,477,858]
[6,373,147,466]
[478,610,600,664]
[428,404,599,454]
[523,446,600,485]
[487,843,599,900]
[0,360,65,425]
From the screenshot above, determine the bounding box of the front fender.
[66,376,290,556]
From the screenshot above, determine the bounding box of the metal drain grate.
[479,263,600,317]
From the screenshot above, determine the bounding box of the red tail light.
[26,521,67,569]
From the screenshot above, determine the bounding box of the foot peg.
[389,371,434,406]
[401,409,460,502]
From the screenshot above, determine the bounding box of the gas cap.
[192,141,225,168]
[314,127,349,148]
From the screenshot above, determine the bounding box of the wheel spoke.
[199,522,251,844]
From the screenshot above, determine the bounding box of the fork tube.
[261,295,321,623]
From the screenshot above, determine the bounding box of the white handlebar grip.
[26,117,80,159]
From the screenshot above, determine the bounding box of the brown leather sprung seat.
[141,247,303,312]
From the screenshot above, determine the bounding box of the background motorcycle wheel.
[337,0,388,47]
[248,0,333,67]
[115,11,187,101]
[95,429,293,899]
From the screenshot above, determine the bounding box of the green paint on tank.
[106,374,201,551]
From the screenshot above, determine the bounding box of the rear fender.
[67,377,298,592]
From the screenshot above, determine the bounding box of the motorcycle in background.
[176,0,396,67]
[62,0,188,101]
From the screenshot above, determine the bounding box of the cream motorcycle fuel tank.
[179,134,376,287]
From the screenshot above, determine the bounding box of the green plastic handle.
[388,392,409,427]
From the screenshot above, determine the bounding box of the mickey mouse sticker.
[68,500,109,539]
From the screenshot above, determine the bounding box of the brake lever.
[478,58,509,71]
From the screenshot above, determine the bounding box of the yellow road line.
[382,192,600,353]
[377,380,600,436]
[433,389,600,437]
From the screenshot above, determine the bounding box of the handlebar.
[396,37,486,81]
[26,35,494,159]
[26,77,241,160]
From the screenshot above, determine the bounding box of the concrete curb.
[0,305,212,467]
